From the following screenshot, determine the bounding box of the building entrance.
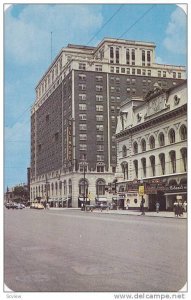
[148,192,166,211]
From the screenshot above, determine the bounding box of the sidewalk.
[92,209,187,219]
[49,207,187,219]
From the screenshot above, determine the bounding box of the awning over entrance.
[164,192,187,196]
[95,197,107,202]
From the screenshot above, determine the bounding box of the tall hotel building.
[30,38,186,207]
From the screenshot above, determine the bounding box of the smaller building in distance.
[115,80,187,211]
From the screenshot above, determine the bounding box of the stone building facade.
[30,37,186,208]
[115,81,187,211]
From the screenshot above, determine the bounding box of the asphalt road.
[4,208,187,292]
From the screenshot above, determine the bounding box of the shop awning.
[164,192,187,196]
[95,197,107,202]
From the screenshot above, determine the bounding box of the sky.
[3,2,187,189]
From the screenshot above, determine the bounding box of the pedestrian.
[183,201,187,213]
[156,202,160,213]
[100,202,103,212]
[174,201,179,217]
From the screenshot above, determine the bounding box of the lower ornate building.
[115,81,187,211]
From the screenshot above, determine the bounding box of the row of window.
[122,125,187,157]
[121,148,187,179]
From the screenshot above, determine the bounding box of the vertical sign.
[67,120,73,162]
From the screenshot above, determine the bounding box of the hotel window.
[150,156,155,176]
[110,76,115,83]
[116,67,120,73]
[141,158,146,177]
[111,116,115,122]
[180,125,187,140]
[169,151,176,173]
[79,94,86,101]
[126,49,130,65]
[96,115,104,122]
[79,134,87,140]
[79,114,87,120]
[116,87,120,93]
[96,124,104,131]
[96,95,103,102]
[97,134,104,141]
[79,144,87,151]
[132,78,136,84]
[126,68,130,75]
[79,124,87,131]
[147,70,151,76]
[95,65,102,72]
[96,105,103,112]
[158,132,165,146]
[96,85,103,92]
[79,63,86,70]
[111,86,115,93]
[96,76,103,82]
[142,69,146,76]
[173,72,176,78]
[110,47,114,63]
[178,73,181,79]
[163,71,166,78]
[97,155,104,161]
[110,66,114,73]
[127,78,130,84]
[132,88,136,94]
[127,87,130,93]
[132,69,136,75]
[97,166,104,172]
[169,128,175,144]
[147,51,151,66]
[79,104,87,111]
[137,69,141,75]
[79,84,86,91]
[149,136,155,149]
[116,77,120,84]
[142,50,145,66]
[111,106,115,113]
[121,68,125,73]
[159,153,165,175]
[79,74,86,80]
[142,79,147,85]
[116,47,120,64]
[97,145,104,151]
[111,96,115,102]
[158,71,161,77]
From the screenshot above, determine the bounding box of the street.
[4,208,187,292]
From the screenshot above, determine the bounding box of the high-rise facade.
[30,38,186,207]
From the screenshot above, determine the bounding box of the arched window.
[59,181,62,190]
[133,141,138,154]
[51,183,54,196]
[169,128,175,144]
[158,132,165,146]
[133,160,138,178]
[68,179,72,194]
[180,125,187,140]
[55,181,58,195]
[79,179,88,196]
[141,157,146,177]
[64,180,67,195]
[122,145,127,157]
[149,136,155,149]
[159,153,165,175]
[169,150,176,173]
[121,162,128,180]
[96,179,106,195]
[180,148,187,172]
[141,139,146,152]
[150,155,155,176]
